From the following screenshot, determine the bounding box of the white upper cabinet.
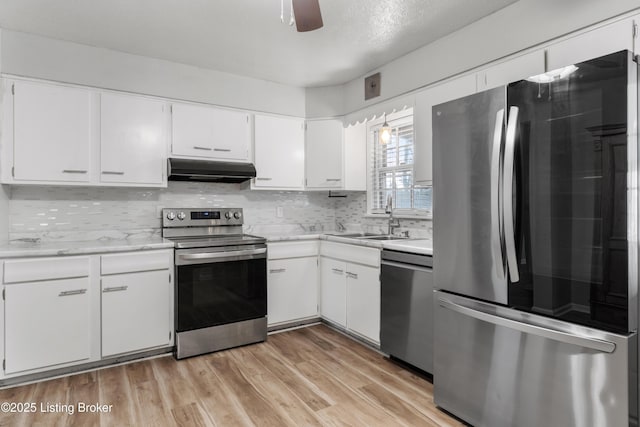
[11,81,92,183]
[253,114,305,189]
[546,17,636,71]
[343,121,367,191]
[476,50,545,91]
[414,74,477,184]
[171,103,250,161]
[305,119,343,189]
[100,93,167,186]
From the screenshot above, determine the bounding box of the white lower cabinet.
[319,242,381,343]
[345,263,380,342]
[267,241,318,326]
[101,270,171,357]
[100,250,173,357]
[1,249,173,379]
[5,277,91,374]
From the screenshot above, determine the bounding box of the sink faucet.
[385,195,400,235]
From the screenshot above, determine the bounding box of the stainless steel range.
[162,208,267,359]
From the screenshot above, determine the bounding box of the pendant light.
[379,113,391,145]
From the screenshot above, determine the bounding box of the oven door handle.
[177,248,267,263]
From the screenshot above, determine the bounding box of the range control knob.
[224,211,232,219]
[177,211,186,220]
[233,211,242,220]
[166,211,176,221]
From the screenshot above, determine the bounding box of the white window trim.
[366,108,429,218]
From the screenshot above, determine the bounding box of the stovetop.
[167,234,266,249]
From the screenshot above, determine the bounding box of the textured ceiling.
[0,0,518,87]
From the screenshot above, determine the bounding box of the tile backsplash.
[6,183,431,242]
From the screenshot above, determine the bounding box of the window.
[368,109,432,215]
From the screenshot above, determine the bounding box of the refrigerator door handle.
[503,106,520,283]
[437,296,616,353]
[491,108,505,280]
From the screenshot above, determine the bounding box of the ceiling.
[0,0,518,88]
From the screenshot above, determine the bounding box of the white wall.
[0,29,306,117]
[306,0,640,118]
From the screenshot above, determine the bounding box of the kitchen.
[0,0,638,425]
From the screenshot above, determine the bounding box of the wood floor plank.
[171,402,213,427]
[0,324,460,427]
[250,342,334,411]
[229,346,325,427]
[132,379,173,426]
[98,365,137,427]
[296,359,401,426]
[181,355,254,427]
[207,353,291,427]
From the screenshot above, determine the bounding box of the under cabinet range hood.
[167,158,257,183]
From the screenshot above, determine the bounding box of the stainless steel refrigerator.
[432,50,638,427]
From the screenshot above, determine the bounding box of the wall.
[0,30,306,117]
[306,0,640,118]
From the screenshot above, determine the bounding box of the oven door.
[175,244,267,333]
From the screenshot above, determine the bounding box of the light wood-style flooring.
[0,324,462,426]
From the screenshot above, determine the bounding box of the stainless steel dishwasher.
[380,249,433,373]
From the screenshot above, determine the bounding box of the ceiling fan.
[282,0,324,32]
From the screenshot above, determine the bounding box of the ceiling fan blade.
[292,0,323,32]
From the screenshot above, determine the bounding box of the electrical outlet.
[276,206,284,218]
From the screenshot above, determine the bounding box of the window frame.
[366,108,430,217]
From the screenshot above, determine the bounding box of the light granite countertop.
[0,237,175,258]
[265,232,433,255]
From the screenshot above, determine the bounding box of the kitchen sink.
[357,235,409,241]
[325,232,380,237]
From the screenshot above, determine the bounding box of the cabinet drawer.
[4,256,90,284]
[101,250,173,275]
[320,241,380,267]
[268,241,319,260]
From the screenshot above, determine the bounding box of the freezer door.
[433,87,508,304]
[434,291,637,427]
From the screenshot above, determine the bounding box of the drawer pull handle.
[256,177,272,181]
[103,286,128,293]
[62,170,88,174]
[332,268,344,274]
[193,146,213,151]
[214,148,232,152]
[59,289,87,297]
[101,171,125,175]
[269,268,286,274]
[326,178,342,182]
[346,272,358,279]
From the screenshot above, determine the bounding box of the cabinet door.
[100,93,166,185]
[254,115,305,189]
[546,17,635,71]
[13,81,91,182]
[267,257,318,325]
[305,119,343,188]
[5,278,91,374]
[414,74,476,184]
[101,270,171,357]
[171,103,250,161]
[346,263,380,343]
[319,257,346,327]
[476,50,545,91]
[343,121,367,191]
